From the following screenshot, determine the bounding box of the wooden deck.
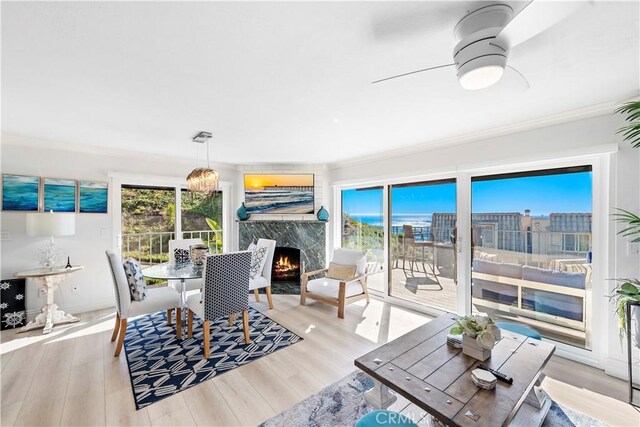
[372,264,586,348]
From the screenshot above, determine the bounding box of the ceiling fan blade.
[492,0,587,50]
[506,65,530,90]
[372,63,455,84]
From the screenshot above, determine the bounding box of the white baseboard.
[26,298,115,320]
[604,357,637,381]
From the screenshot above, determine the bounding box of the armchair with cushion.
[300,248,371,319]
[186,251,252,359]
[105,251,181,357]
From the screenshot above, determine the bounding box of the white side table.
[15,266,84,334]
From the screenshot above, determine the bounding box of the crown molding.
[3,95,637,172]
[328,96,638,170]
[0,133,239,171]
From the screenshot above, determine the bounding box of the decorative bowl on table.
[189,244,210,273]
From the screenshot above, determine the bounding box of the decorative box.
[0,278,26,330]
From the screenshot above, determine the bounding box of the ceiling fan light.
[459,65,504,90]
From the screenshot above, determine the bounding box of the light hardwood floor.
[1,295,639,426]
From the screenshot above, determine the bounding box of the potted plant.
[450,314,501,361]
[611,100,640,348]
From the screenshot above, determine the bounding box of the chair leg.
[203,320,210,359]
[337,282,346,319]
[242,310,250,344]
[187,309,194,338]
[114,318,127,357]
[176,307,182,338]
[167,308,173,326]
[228,313,234,327]
[300,283,306,305]
[265,286,273,309]
[254,289,260,302]
[362,279,371,304]
[110,312,120,342]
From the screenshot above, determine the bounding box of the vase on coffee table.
[462,335,491,361]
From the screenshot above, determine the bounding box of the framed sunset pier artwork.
[244,174,314,214]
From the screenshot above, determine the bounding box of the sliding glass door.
[471,166,593,349]
[341,187,385,292]
[121,185,176,265]
[389,179,457,312]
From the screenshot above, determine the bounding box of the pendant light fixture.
[186,131,219,193]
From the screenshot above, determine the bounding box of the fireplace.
[272,246,301,283]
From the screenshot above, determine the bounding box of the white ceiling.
[2,1,638,165]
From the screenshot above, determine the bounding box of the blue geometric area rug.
[259,371,609,427]
[123,308,302,409]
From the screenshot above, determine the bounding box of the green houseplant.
[450,314,501,361]
[611,100,640,345]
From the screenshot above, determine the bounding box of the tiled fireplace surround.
[238,221,327,273]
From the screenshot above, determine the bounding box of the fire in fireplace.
[271,246,301,282]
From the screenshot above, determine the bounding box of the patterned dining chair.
[186,251,252,359]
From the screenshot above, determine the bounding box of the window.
[121,185,175,265]
[181,190,223,253]
[389,179,457,312]
[471,166,593,349]
[341,187,385,292]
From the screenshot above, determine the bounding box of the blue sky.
[342,172,592,217]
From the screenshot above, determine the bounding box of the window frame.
[332,154,608,367]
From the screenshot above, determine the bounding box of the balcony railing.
[121,229,223,265]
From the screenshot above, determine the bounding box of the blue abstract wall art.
[2,175,40,211]
[44,178,76,212]
[79,181,108,213]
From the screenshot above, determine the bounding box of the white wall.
[0,135,239,318]
[327,112,640,378]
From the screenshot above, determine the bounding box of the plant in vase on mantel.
[450,315,502,361]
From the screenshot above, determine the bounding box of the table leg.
[364,377,397,409]
[180,278,187,339]
[20,275,79,334]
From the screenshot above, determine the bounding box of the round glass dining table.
[142,262,202,338]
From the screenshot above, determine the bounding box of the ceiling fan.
[372,1,587,90]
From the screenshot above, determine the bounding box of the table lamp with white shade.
[26,211,76,268]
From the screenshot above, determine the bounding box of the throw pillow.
[327,262,357,281]
[122,258,147,301]
[249,246,268,279]
[174,248,190,264]
[247,242,257,252]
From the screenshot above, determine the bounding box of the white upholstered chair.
[187,251,252,359]
[250,238,276,309]
[300,248,372,319]
[106,250,181,357]
[167,238,205,323]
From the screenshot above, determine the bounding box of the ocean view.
[348,213,433,228]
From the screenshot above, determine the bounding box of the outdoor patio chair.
[401,225,440,289]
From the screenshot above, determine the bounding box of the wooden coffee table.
[355,314,555,427]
